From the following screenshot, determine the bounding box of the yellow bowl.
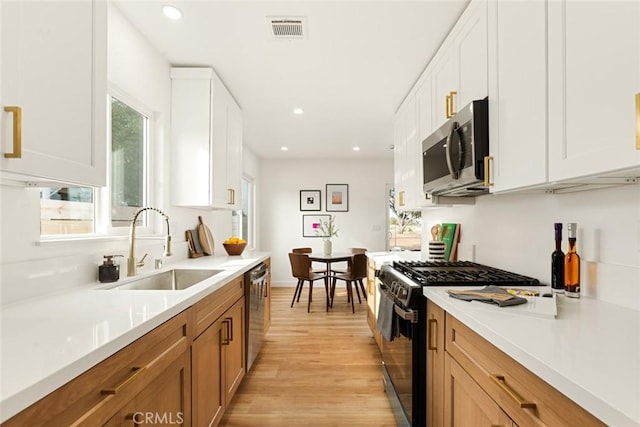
[223,243,247,256]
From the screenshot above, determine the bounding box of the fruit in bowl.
[223,237,247,256]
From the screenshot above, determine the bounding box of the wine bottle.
[564,223,580,298]
[551,223,565,293]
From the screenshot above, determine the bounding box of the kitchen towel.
[447,286,528,307]
[377,289,399,342]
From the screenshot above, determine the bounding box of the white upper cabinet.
[0,0,107,186]
[547,0,640,181]
[394,96,418,210]
[171,68,242,209]
[432,0,488,129]
[487,0,547,192]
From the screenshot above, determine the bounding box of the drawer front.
[194,275,244,337]
[445,315,605,427]
[3,310,190,427]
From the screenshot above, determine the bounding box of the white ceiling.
[113,1,470,159]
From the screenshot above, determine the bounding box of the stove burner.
[392,260,540,287]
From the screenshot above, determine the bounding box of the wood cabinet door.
[426,301,445,427]
[118,351,191,427]
[224,298,246,403]
[192,317,225,427]
[0,0,106,186]
[444,353,514,427]
[548,0,640,181]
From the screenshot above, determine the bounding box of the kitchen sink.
[107,269,223,291]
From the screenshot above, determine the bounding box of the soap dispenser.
[99,255,123,283]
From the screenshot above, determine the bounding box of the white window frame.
[39,86,156,241]
[102,86,154,237]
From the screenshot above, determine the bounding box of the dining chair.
[330,253,368,313]
[288,252,331,312]
[292,247,327,273]
[330,248,368,303]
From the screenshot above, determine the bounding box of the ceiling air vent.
[267,17,308,40]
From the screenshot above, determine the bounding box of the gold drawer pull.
[101,366,146,395]
[228,188,235,204]
[428,318,438,350]
[4,106,22,158]
[490,374,536,409]
[484,156,494,187]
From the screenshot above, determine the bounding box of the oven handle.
[394,305,418,323]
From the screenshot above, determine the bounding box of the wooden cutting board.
[185,230,204,258]
[197,216,214,255]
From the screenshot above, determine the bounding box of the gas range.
[390,260,541,287]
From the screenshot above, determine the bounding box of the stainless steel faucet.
[127,207,172,277]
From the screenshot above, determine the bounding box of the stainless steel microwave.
[422,97,489,196]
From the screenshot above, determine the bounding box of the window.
[231,176,255,248]
[40,187,94,235]
[387,185,422,251]
[40,94,151,237]
[110,97,149,228]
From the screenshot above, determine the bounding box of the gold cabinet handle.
[635,92,639,150]
[228,188,235,204]
[101,366,146,395]
[484,156,494,187]
[490,374,536,409]
[449,91,457,117]
[445,94,451,118]
[4,106,22,158]
[427,318,438,350]
[398,190,405,206]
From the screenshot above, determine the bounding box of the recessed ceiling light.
[281,146,289,151]
[163,5,182,20]
[353,146,361,151]
[293,108,304,115]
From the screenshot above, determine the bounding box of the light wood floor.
[220,286,397,426]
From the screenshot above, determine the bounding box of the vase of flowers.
[317,215,339,255]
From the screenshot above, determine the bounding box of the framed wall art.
[302,214,330,237]
[300,190,321,211]
[326,184,349,212]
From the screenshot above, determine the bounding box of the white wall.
[420,184,640,310]
[261,158,393,286]
[0,4,233,305]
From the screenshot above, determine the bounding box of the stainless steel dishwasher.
[245,262,268,371]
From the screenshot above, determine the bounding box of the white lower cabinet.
[171,67,242,209]
[547,0,640,182]
[0,0,107,186]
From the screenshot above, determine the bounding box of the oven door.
[380,297,424,427]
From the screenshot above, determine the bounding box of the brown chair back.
[349,247,367,254]
[292,247,312,254]
[350,253,368,279]
[289,252,311,280]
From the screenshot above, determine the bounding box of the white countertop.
[0,252,270,422]
[367,250,422,268]
[424,287,640,427]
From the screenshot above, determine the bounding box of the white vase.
[323,239,332,255]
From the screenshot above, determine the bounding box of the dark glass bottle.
[564,223,580,298]
[551,223,565,292]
